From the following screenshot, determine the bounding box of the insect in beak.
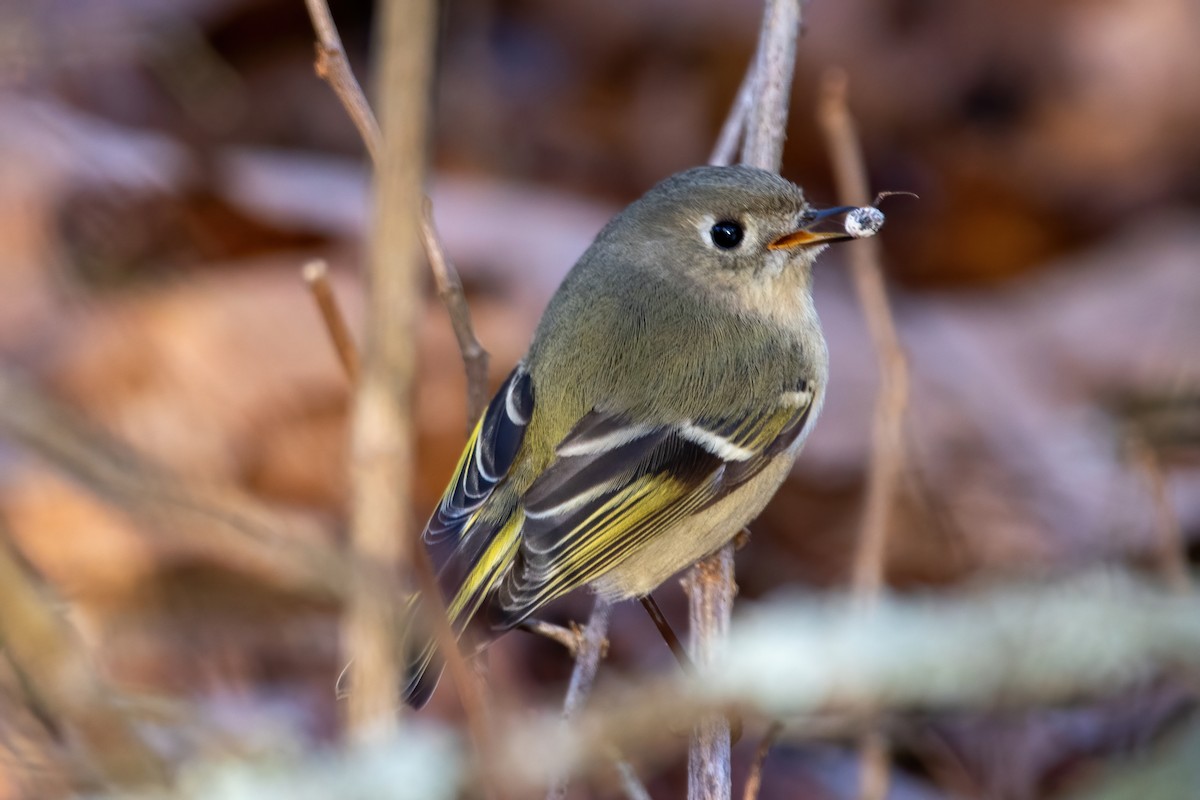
[767,206,860,250]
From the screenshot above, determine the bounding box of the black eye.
[709,220,744,249]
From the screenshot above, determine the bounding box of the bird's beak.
[767,206,858,251]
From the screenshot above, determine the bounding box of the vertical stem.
[342,0,435,736]
[687,544,736,800]
[741,0,802,171]
[689,2,803,797]
[546,599,613,800]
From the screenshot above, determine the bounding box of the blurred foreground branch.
[340,0,435,733]
[298,156,492,753]
[119,571,1200,800]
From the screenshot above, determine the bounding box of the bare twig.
[519,619,585,657]
[817,68,911,800]
[547,598,614,800]
[742,722,783,800]
[302,0,382,162]
[303,0,491,432]
[303,260,361,383]
[741,0,803,170]
[686,545,736,800]
[341,0,435,735]
[419,201,491,428]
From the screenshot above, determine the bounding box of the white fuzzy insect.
[844,206,885,238]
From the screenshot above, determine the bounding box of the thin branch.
[302,0,382,162]
[302,260,361,383]
[742,722,783,800]
[817,68,911,800]
[519,619,585,657]
[420,201,491,428]
[686,545,736,800]
[547,598,613,800]
[856,727,891,800]
[341,0,435,735]
[741,0,802,171]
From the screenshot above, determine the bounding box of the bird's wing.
[492,385,815,625]
[405,367,533,706]
[413,365,536,638]
[423,365,534,544]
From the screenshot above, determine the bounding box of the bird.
[405,164,863,707]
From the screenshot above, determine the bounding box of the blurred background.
[0,0,1198,797]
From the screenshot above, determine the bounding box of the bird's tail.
[401,604,444,708]
[401,512,526,707]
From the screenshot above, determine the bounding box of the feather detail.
[424,366,533,543]
[491,389,814,626]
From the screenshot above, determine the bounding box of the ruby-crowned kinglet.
[406,165,873,706]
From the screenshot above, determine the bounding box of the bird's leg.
[643,591,747,744]
[639,594,696,673]
[733,526,753,550]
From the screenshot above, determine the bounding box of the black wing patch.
[423,365,533,543]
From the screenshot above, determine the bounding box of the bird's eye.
[709,220,744,250]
